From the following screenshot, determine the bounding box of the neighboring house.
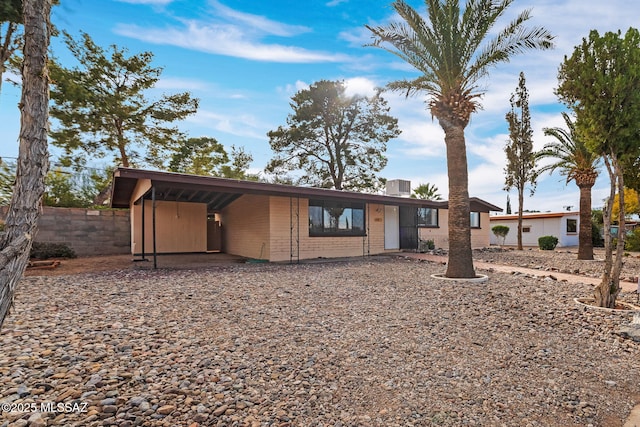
[110,168,502,263]
[489,212,580,247]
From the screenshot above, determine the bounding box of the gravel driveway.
[1,256,639,426]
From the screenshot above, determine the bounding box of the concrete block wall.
[0,206,131,256]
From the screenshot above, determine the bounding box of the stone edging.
[573,297,640,313]
[430,273,489,283]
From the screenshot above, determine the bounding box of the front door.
[384,205,399,249]
[207,215,222,252]
[399,206,418,250]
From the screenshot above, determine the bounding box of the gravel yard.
[1,254,640,426]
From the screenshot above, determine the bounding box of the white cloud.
[343,77,377,97]
[276,80,309,98]
[115,21,346,63]
[209,0,310,37]
[326,0,348,7]
[113,2,348,63]
[189,109,268,141]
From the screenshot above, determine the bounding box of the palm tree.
[537,112,599,260]
[367,0,554,277]
[411,182,442,200]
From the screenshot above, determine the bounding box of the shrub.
[592,223,604,247]
[538,235,558,251]
[30,242,77,259]
[625,228,640,252]
[419,239,435,252]
[491,225,509,245]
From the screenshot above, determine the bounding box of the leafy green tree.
[42,168,89,207]
[266,79,400,191]
[0,0,22,95]
[366,0,553,278]
[168,137,258,181]
[219,146,259,181]
[0,0,58,95]
[504,72,537,250]
[41,167,113,207]
[537,112,599,260]
[49,31,199,169]
[168,137,229,176]
[1,0,51,328]
[410,182,442,200]
[556,28,640,308]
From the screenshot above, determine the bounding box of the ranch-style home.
[489,211,580,247]
[110,168,502,263]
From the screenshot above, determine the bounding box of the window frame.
[308,199,366,237]
[417,207,439,228]
[470,211,481,229]
[566,218,577,234]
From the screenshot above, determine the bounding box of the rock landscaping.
[1,252,639,426]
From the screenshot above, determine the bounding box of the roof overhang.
[110,168,501,212]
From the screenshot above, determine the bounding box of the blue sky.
[2,0,639,212]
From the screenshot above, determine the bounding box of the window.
[309,199,365,236]
[470,212,480,228]
[522,226,531,233]
[567,218,577,233]
[417,208,438,227]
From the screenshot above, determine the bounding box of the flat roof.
[490,212,579,221]
[110,167,502,213]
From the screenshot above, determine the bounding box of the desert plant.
[538,236,559,251]
[491,225,510,246]
[625,228,640,252]
[419,239,435,252]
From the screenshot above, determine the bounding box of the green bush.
[419,239,435,252]
[592,223,604,247]
[625,228,640,252]
[538,235,559,251]
[491,225,509,245]
[30,242,77,259]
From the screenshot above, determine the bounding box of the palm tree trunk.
[0,0,51,329]
[441,122,475,278]
[577,182,594,260]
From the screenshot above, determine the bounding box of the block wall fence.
[0,206,131,256]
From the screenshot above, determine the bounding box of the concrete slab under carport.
[132,252,247,270]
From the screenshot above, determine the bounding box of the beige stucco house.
[111,168,501,264]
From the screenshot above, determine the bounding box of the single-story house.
[489,212,580,247]
[110,168,502,263]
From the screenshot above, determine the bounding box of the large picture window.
[309,200,366,236]
[417,208,438,227]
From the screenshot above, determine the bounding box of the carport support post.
[152,185,157,269]
[141,195,145,259]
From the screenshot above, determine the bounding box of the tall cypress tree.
[504,72,537,250]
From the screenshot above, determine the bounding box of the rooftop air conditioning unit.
[386,179,411,197]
